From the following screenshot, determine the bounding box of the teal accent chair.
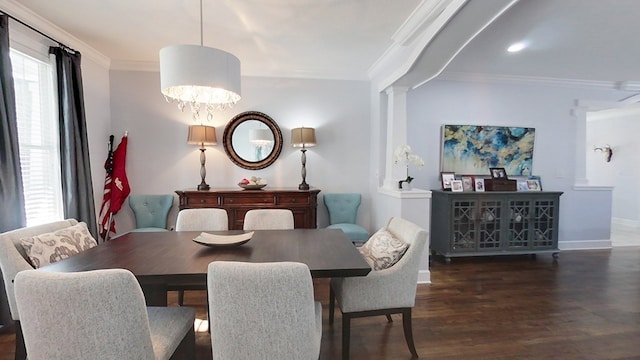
[323,193,369,246]
[128,195,174,232]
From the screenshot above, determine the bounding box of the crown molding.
[437,71,640,90]
[0,0,110,68]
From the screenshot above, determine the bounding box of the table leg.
[140,283,168,306]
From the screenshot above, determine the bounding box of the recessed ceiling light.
[507,42,526,53]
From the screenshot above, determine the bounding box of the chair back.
[176,208,229,231]
[323,193,361,225]
[208,261,321,359]
[243,209,294,230]
[384,217,429,300]
[128,195,173,230]
[0,219,78,320]
[14,269,155,360]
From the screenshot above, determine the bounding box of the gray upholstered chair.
[0,219,79,360]
[14,268,195,360]
[323,193,369,245]
[329,217,428,359]
[128,194,173,232]
[176,208,229,232]
[207,261,321,359]
[174,208,229,305]
[242,209,294,230]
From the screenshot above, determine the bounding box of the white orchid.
[394,145,424,168]
[394,145,424,188]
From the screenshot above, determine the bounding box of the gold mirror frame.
[223,111,283,170]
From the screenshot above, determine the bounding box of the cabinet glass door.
[451,199,476,251]
[507,199,532,249]
[477,200,502,250]
[532,199,557,248]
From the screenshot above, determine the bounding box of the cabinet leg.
[552,252,559,260]
[445,256,451,264]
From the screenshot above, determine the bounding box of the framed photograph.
[526,179,541,191]
[528,175,542,190]
[517,181,529,191]
[451,180,464,192]
[461,176,475,191]
[489,167,508,179]
[474,178,485,192]
[440,172,456,190]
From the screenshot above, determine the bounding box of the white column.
[383,86,409,190]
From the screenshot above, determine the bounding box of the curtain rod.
[1,11,76,53]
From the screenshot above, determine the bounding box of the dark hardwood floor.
[1,247,639,359]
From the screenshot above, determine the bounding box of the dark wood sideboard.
[175,188,321,230]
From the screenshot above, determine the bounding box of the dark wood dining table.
[40,228,371,305]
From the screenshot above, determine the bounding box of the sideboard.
[175,188,321,230]
[431,190,562,263]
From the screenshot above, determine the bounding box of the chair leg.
[15,321,26,360]
[402,308,418,358]
[386,314,393,322]
[329,284,335,325]
[178,290,185,306]
[341,314,351,360]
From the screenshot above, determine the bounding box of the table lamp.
[291,127,316,190]
[187,125,217,190]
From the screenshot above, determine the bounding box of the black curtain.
[0,15,26,233]
[49,46,97,238]
[0,13,24,328]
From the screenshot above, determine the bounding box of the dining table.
[40,228,371,305]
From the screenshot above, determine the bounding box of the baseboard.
[558,239,612,250]
[612,217,640,229]
[417,269,431,284]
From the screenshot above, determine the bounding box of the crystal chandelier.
[159,0,241,120]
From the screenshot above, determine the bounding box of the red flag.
[110,135,130,213]
[98,134,130,240]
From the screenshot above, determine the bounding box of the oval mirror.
[223,111,283,170]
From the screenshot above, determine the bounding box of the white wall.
[82,58,112,225]
[108,71,372,234]
[405,78,628,244]
[587,107,640,224]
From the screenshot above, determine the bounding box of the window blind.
[10,49,63,226]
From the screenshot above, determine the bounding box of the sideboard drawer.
[222,195,275,205]
[186,196,219,207]
[277,194,310,205]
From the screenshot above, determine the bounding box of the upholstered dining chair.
[174,208,229,305]
[175,208,229,232]
[329,217,428,360]
[0,219,79,360]
[323,193,369,245]
[128,194,174,232]
[207,261,322,359]
[242,209,295,230]
[14,268,195,360]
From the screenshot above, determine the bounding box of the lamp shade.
[160,45,241,108]
[187,125,217,145]
[291,127,316,148]
[249,128,273,145]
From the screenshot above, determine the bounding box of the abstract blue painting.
[440,125,535,176]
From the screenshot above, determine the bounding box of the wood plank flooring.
[1,248,639,359]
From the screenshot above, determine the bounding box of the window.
[10,49,63,226]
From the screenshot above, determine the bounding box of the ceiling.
[8,0,640,84]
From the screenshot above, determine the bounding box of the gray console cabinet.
[431,190,562,262]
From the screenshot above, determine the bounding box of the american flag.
[98,135,115,241]
[98,134,130,241]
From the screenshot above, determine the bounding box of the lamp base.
[197,184,210,191]
[298,183,310,191]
